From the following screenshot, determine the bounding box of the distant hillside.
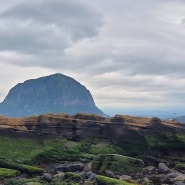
[0,73,104,117]
[175,116,185,123]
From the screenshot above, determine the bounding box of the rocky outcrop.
[0,113,184,139]
[0,113,184,161]
[0,73,104,117]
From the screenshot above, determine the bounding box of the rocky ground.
[1,155,185,185]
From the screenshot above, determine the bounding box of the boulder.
[167,172,178,179]
[81,170,96,181]
[139,177,150,185]
[53,172,65,181]
[119,175,132,182]
[54,162,84,172]
[88,173,96,182]
[144,166,156,175]
[105,170,115,178]
[91,154,144,176]
[174,182,185,185]
[158,163,170,174]
[42,172,52,183]
[158,174,168,183]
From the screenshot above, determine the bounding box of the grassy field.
[0,133,185,164]
[0,136,120,164]
[0,136,43,163]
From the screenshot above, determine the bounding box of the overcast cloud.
[0,0,185,116]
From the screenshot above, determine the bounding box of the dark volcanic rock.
[42,173,52,183]
[158,163,170,174]
[54,162,84,172]
[0,73,104,117]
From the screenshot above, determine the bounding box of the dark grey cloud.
[0,0,102,54]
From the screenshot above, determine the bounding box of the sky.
[0,0,185,116]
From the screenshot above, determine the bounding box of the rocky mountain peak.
[0,73,104,117]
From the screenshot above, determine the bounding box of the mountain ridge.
[0,73,104,117]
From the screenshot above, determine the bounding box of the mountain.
[0,73,104,117]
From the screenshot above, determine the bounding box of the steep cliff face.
[0,74,104,117]
[0,113,184,137]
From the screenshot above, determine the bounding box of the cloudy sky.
[0,0,185,116]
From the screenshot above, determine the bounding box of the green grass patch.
[0,136,84,164]
[0,135,43,163]
[33,139,82,163]
[0,132,184,173]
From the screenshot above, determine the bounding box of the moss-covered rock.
[0,159,44,174]
[4,176,46,185]
[95,175,137,185]
[0,167,19,179]
[65,172,82,183]
[24,182,42,185]
[175,163,185,170]
[92,154,144,176]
